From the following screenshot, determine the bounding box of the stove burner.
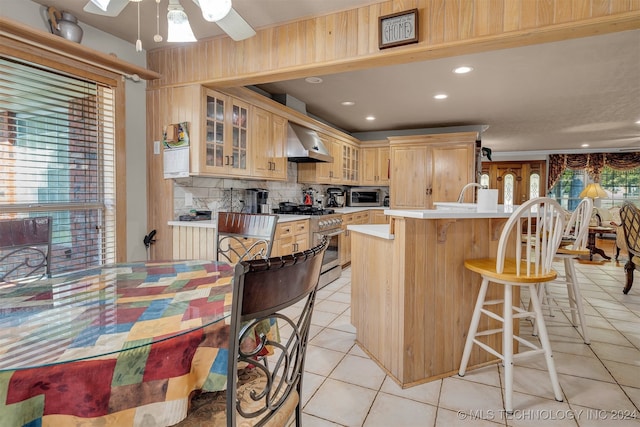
[274,205,335,216]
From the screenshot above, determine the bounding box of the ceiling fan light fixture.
[197,0,232,22]
[167,0,197,42]
[90,0,111,12]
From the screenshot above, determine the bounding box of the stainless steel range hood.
[287,123,333,163]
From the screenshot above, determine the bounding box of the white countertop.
[384,205,517,219]
[347,224,394,240]
[168,214,309,229]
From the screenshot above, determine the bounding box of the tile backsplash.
[173,163,335,218]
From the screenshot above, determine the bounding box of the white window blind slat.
[0,56,116,276]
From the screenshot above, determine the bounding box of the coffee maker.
[245,188,269,213]
[326,187,345,207]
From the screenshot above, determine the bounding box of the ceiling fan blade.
[216,8,256,41]
[83,0,130,17]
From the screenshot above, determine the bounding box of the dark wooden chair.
[619,201,640,294]
[0,216,52,284]
[174,237,329,427]
[216,212,278,263]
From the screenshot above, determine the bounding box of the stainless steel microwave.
[347,188,382,207]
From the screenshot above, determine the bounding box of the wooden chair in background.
[0,216,52,283]
[174,237,329,427]
[620,201,640,294]
[216,212,278,264]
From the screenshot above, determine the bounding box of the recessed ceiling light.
[434,94,448,100]
[305,76,323,84]
[453,66,473,74]
[636,119,640,124]
[365,116,376,121]
[341,101,355,106]
[581,143,590,147]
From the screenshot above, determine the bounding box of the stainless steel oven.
[309,214,343,288]
[273,205,344,288]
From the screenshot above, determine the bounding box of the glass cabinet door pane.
[215,146,224,167]
[232,128,239,147]
[216,99,224,120]
[206,94,225,168]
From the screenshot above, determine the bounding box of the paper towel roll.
[477,189,498,212]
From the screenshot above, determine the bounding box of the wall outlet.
[185,192,193,206]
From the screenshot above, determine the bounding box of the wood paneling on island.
[351,214,516,387]
[146,0,640,89]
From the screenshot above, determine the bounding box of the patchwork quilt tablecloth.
[0,260,274,427]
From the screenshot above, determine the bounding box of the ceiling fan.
[83,0,256,41]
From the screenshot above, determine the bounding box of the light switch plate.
[154,140,160,155]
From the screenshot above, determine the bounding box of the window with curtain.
[548,166,640,210]
[0,56,116,276]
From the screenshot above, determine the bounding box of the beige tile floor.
[296,256,640,426]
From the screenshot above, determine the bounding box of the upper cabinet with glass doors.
[194,89,250,177]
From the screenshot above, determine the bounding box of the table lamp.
[579,182,608,199]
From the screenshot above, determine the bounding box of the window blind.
[0,56,116,275]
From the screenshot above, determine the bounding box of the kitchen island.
[348,206,518,388]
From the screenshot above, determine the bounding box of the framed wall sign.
[379,9,419,49]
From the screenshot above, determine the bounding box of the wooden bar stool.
[459,197,565,413]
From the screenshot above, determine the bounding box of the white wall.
[1,0,148,261]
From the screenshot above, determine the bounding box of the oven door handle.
[317,229,345,238]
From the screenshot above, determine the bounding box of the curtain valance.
[548,152,640,189]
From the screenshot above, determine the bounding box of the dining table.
[0,259,278,427]
[587,225,615,260]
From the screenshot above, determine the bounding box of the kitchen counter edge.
[168,214,310,229]
[383,205,517,219]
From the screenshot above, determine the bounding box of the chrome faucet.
[457,183,486,203]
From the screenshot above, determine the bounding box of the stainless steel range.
[274,205,343,288]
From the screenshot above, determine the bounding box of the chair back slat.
[497,198,565,277]
[563,198,593,250]
[227,238,329,425]
[0,216,52,283]
[620,201,640,257]
[217,212,278,263]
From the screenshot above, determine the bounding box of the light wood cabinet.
[252,107,287,180]
[389,132,477,209]
[298,136,361,185]
[339,210,370,266]
[298,134,342,184]
[370,210,388,224]
[194,89,251,177]
[361,146,390,186]
[272,220,309,257]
